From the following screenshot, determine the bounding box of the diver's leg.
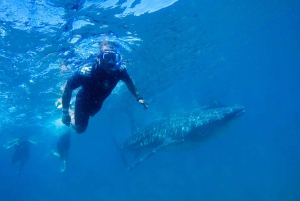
[16,164,22,174]
[52,151,60,158]
[57,129,71,172]
[72,97,90,134]
[61,159,67,172]
[72,115,88,134]
[10,154,18,164]
[59,149,69,172]
[17,159,26,175]
[44,150,59,158]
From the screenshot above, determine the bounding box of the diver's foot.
[53,152,60,158]
[61,161,67,172]
[45,150,59,158]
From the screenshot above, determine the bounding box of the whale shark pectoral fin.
[127,139,176,171]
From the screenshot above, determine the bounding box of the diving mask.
[100,50,121,64]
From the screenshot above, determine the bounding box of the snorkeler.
[47,130,71,172]
[4,135,36,174]
[61,32,148,134]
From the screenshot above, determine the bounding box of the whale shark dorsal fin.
[129,118,143,135]
[127,139,176,171]
[120,107,142,135]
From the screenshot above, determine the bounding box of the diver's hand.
[62,111,71,126]
[138,99,148,109]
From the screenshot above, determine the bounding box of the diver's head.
[99,41,122,71]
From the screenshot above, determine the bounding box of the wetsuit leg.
[11,153,19,164]
[74,96,91,132]
[57,132,71,159]
[74,90,105,133]
[17,156,28,174]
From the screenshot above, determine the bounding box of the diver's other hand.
[138,98,149,109]
[62,109,71,126]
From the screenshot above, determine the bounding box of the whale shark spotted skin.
[121,105,245,171]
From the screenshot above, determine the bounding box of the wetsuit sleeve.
[121,69,142,100]
[62,73,84,109]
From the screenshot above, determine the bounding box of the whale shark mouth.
[236,109,245,116]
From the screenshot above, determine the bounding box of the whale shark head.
[184,105,245,142]
[199,105,245,123]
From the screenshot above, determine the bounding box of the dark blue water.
[0,0,300,200]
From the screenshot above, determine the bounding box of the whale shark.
[120,105,245,171]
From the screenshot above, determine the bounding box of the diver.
[47,130,71,172]
[4,135,36,174]
[61,32,148,133]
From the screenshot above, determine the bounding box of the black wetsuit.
[57,132,71,159]
[62,61,139,128]
[11,140,30,168]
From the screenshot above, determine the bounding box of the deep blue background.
[0,0,300,201]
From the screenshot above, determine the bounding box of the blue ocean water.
[0,0,300,200]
